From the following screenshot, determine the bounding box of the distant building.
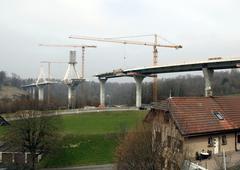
[145,96,240,158]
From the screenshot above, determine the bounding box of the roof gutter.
[183,128,240,138]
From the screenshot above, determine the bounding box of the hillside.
[0,86,27,100]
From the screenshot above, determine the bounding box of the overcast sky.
[1,0,240,81]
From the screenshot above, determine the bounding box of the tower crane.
[39,44,97,79]
[40,61,67,104]
[40,61,67,80]
[69,34,182,102]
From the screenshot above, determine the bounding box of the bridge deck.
[96,58,240,79]
[22,81,58,88]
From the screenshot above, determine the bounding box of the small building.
[145,96,240,158]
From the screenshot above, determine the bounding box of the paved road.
[42,164,115,170]
[3,107,139,121]
[50,107,138,116]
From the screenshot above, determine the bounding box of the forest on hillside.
[0,69,240,112]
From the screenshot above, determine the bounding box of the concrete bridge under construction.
[22,81,57,101]
[96,58,240,108]
[22,50,84,109]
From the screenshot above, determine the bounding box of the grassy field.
[0,127,6,137]
[43,110,146,167]
[41,134,119,167]
[61,111,145,135]
[0,110,147,168]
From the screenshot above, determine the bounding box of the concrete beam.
[134,76,144,108]
[202,68,214,97]
[99,78,107,107]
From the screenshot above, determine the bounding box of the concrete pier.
[134,76,144,108]
[27,88,31,94]
[38,86,44,101]
[32,87,36,100]
[202,67,214,97]
[68,86,76,109]
[63,50,83,109]
[99,78,107,107]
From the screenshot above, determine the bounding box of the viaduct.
[95,58,240,108]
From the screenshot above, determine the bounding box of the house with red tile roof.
[145,96,240,158]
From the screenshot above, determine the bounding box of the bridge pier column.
[68,86,76,109]
[202,68,214,97]
[38,86,44,101]
[32,87,36,100]
[134,76,144,108]
[99,78,107,107]
[27,87,31,94]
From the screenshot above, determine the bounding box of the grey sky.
[1,0,240,81]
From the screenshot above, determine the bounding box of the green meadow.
[0,110,147,168]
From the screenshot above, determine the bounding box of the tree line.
[0,69,240,112]
[0,71,33,89]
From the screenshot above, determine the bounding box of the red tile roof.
[154,96,240,136]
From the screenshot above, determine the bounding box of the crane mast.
[153,34,158,102]
[82,47,85,79]
[69,34,182,102]
[40,61,67,80]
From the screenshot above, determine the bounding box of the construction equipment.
[39,44,97,108]
[40,61,67,80]
[40,61,68,104]
[39,44,97,78]
[36,65,46,85]
[40,61,67,104]
[69,34,182,102]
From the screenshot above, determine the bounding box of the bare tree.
[0,71,6,89]
[115,121,188,170]
[4,111,60,170]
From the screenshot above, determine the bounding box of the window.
[237,134,240,143]
[179,140,183,152]
[174,139,183,153]
[167,136,172,148]
[164,111,170,122]
[208,136,213,147]
[212,111,224,120]
[156,131,162,142]
[222,135,227,145]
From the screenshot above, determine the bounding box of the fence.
[0,152,41,164]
